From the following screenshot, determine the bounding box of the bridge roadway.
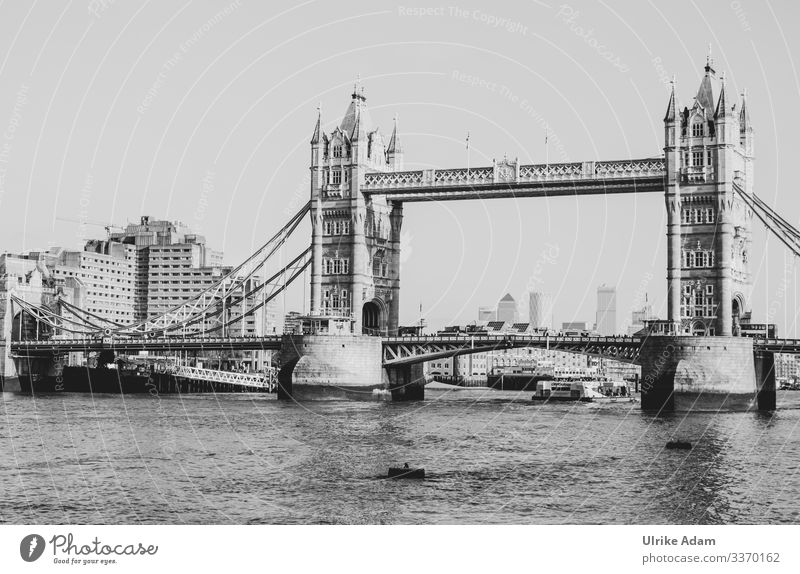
[11,334,800,365]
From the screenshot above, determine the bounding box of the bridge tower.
[309,82,403,335]
[643,56,762,411]
[664,56,754,337]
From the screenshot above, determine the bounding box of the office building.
[497,293,518,324]
[528,291,554,330]
[478,306,496,322]
[595,284,617,336]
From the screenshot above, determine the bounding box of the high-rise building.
[477,306,496,322]
[595,284,617,336]
[528,292,553,330]
[628,301,655,335]
[109,217,223,322]
[497,293,517,324]
[46,241,137,325]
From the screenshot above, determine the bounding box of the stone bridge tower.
[664,57,754,337]
[309,83,403,335]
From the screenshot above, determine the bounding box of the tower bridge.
[4,55,800,410]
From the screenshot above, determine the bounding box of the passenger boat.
[531,379,636,403]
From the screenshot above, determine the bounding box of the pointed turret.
[714,74,728,119]
[664,80,677,123]
[350,105,364,142]
[387,114,404,170]
[310,105,321,144]
[739,89,750,132]
[387,115,402,153]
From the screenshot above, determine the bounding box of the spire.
[340,77,371,140]
[387,114,402,154]
[664,77,676,122]
[739,88,750,130]
[714,73,728,119]
[696,66,715,111]
[310,103,321,145]
[350,105,365,142]
[705,43,715,75]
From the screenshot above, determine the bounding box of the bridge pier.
[384,363,425,401]
[277,333,390,400]
[753,350,777,411]
[640,336,761,411]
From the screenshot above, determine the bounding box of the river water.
[2,388,799,524]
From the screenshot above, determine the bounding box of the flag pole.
[466,131,471,177]
[545,127,549,170]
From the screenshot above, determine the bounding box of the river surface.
[2,388,800,524]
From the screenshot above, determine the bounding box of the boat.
[387,466,425,479]
[531,379,636,403]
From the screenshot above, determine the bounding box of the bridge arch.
[732,293,746,336]
[691,320,708,337]
[362,298,387,336]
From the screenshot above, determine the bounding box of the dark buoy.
[665,440,692,450]
[388,463,425,479]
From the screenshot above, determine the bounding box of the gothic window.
[330,170,341,185]
[694,290,704,316]
[333,145,342,158]
[322,258,348,275]
[706,150,712,165]
[692,122,704,137]
[692,151,704,166]
[706,208,715,223]
[323,219,350,236]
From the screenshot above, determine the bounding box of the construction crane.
[55,217,124,237]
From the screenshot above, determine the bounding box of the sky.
[0,0,798,335]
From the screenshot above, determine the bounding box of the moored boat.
[532,379,636,403]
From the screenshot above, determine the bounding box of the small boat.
[388,465,425,479]
[665,440,692,450]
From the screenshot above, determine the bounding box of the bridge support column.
[640,336,757,411]
[753,349,776,411]
[384,363,425,401]
[277,333,389,400]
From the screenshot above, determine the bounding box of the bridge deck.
[11,334,800,360]
[10,336,284,355]
[382,334,645,366]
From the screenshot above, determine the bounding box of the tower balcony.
[681,166,715,184]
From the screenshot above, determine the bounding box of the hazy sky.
[1,0,798,335]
